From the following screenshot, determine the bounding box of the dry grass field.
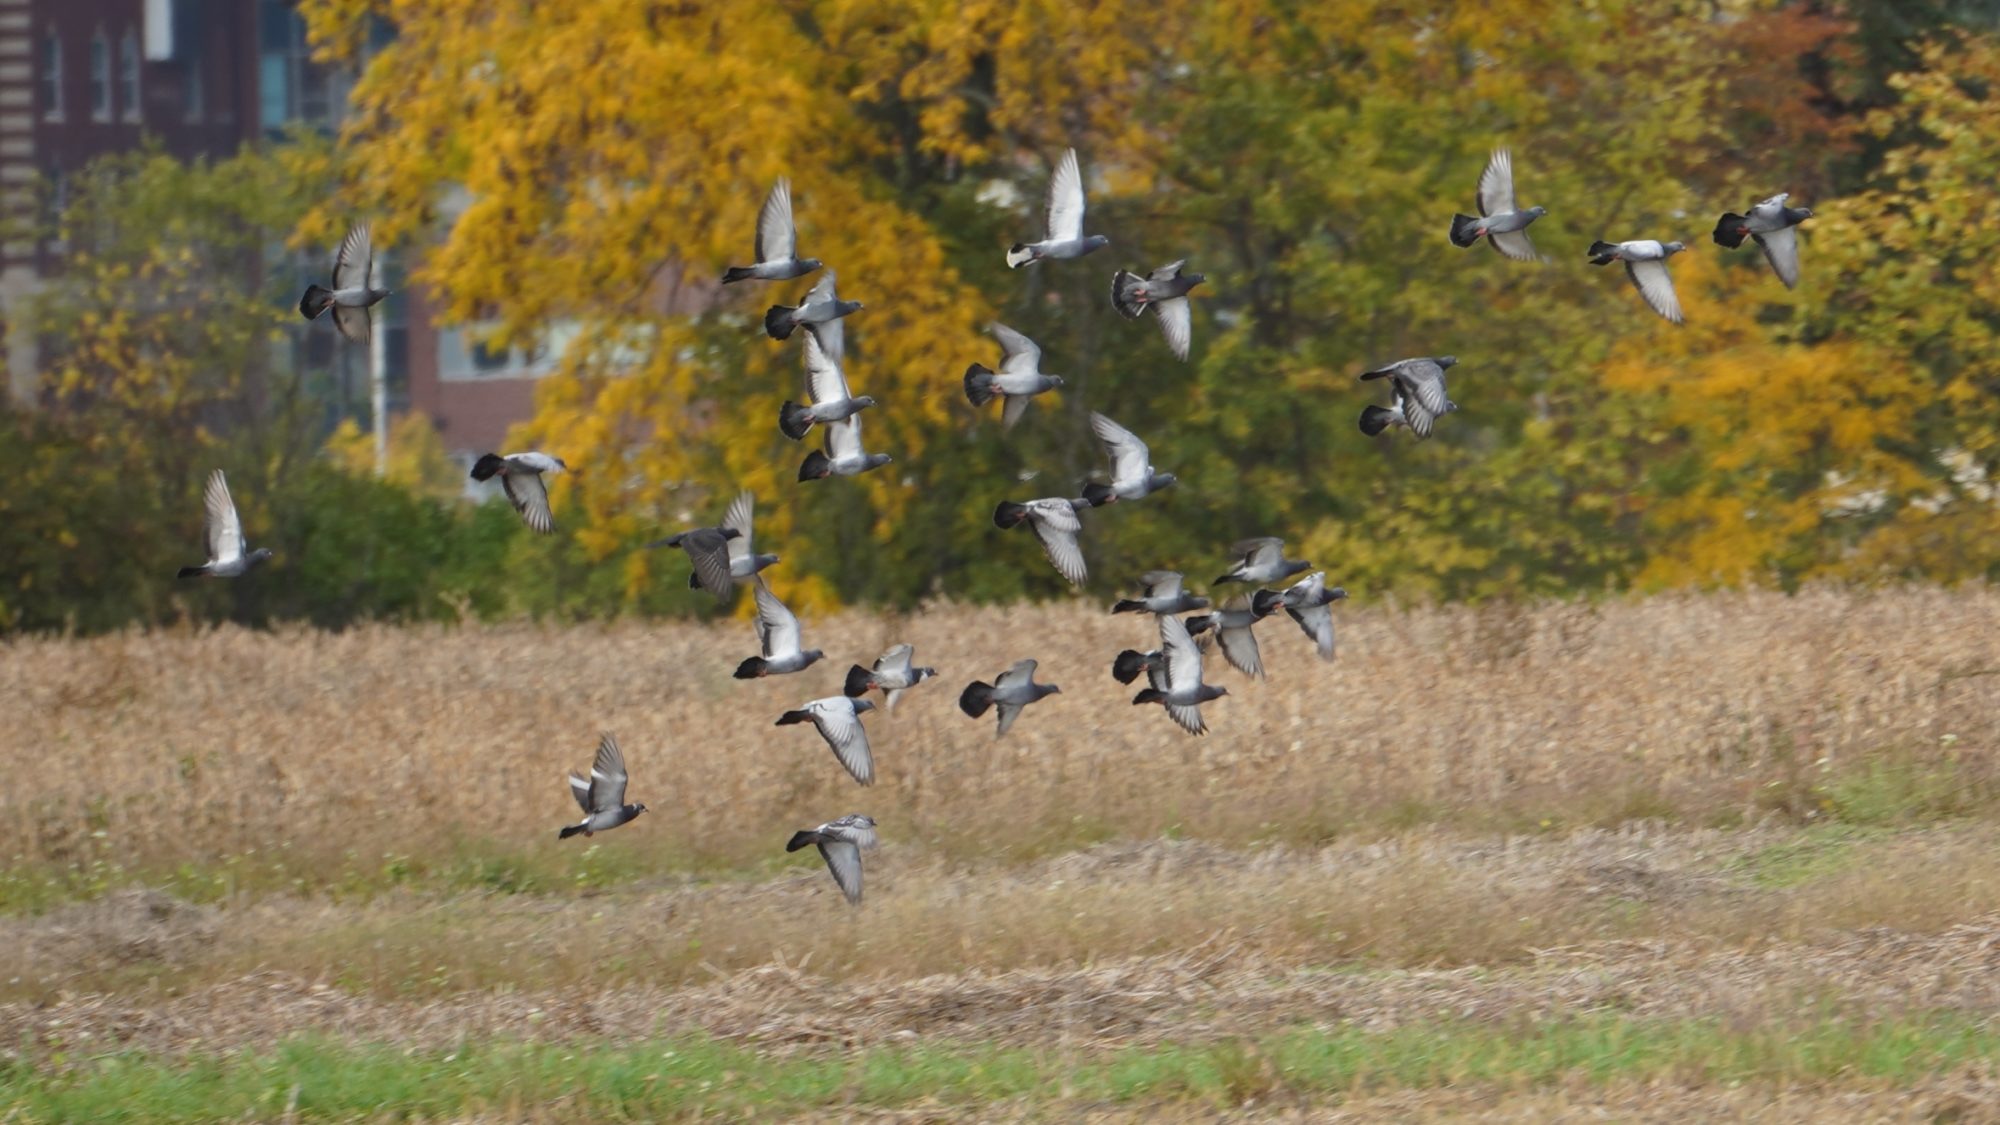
[7,585,2000,1119]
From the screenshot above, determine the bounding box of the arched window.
[39,33,61,121]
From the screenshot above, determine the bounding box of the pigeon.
[722,178,823,284]
[1588,239,1687,324]
[558,734,648,839]
[958,659,1061,737]
[780,330,876,441]
[798,410,892,481]
[1214,537,1311,586]
[1279,571,1348,662]
[785,814,878,905]
[1132,613,1229,735]
[1110,260,1205,360]
[1186,591,1284,681]
[1081,412,1177,506]
[715,490,779,584]
[1358,356,1459,440]
[469,452,567,534]
[298,223,391,345]
[1005,148,1109,268]
[765,269,862,341]
[644,523,742,601]
[1713,192,1813,289]
[1111,570,1209,616]
[775,696,877,786]
[1448,149,1546,262]
[963,323,1064,430]
[734,577,825,679]
[1111,647,1165,687]
[992,497,1089,586]
[177,469,273,579]
[843,644,938,713]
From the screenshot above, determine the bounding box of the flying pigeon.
[1449,149,1546,262]
[1214,537,1311,586]
[958,659,1061,737]
[558,734,648,839]
[1081,412,1177,506]
[734,577,825,679]
[993,497,1089,586]
[1359,356,1459,440]
[715,490,779,584]
[776,696,877,786]
[469,451,567,534]
[644,523,742,601]
[785,814,878,905]
[780,330,876,441]
[1109,261,1205,360]
[1132,613,1229,735]
[1588,239,1687,324]
[1186,591,1284,681]
[177,469,273,579]
[1111,647,1165,687]
[843,644,938,713]
[963,323,1064,430]
[298,223,390,345]
[1279,571,1348,662]
[1111,569,1209,616]
[722,178,823,284]
[798,410,892,481]
[1713,192,1813,289]
[1005,148,1109,268]
[765,269,862,341]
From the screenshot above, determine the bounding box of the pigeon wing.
[1000,393,1031,430]
[330,304,372,346]
[202,469,246,566]
[875,643,914,679]
[684,529,736,599]
[1397,361,1451,419]
[1753,225,1801,289]
[752,577,802,659]
[808,317,845,366]
[813,702,874,785]
[1397,385,1437,439]
[801,268,838,309]
[755,178,797,264]
[1089,412,1150,485]
[501,470,555,534]
[1154,297,1193,361]
[1476,149,1517,217]
[824,414,863,462]
[1488,227,1539,263]
[802,330,852,404]
[1044,147,1086,242]
[568,772,593,814]
[1625,258,1684,324]
[996,659,1039,691]
[994,702,1026,737]
[1218,623,1265,680]
[1028,501,1088,586]
[991,322,1042,375]
[1159,613,1203,694]
[1140,570,1185,599]
[588,734,629,813]
[1148,259,1186,282]
[1288,603,1336,661]
[817,839,865,903]
[721,491,756,563]
[332,223,372,290]
[1231,537,1283,571]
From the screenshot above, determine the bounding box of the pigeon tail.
[785,829,821,853]
[1132,688,1168,705]
[1110,599,1148,614]
[993,500,1029,529]
[764,305,798,340]
[1112,649,1151,684]
[958,681,995,718]
[1080,481,1115,507]
[798,450,833,481]
[1359,405,1397,436]
[299,284,335,320]
[469,453,507,481]
[1449,214,1483,248]
[963,364,997,407]
[775,709,813,726]
[1186,614,1215,635]
[177,565,211,579]
[844,664,877,698]
[1005,243,1035,269]
[1109,270,1147,318]
[734,657,769,680]
[1587,241,1619,266]
[1712,213,1749,248]
[558,823,589,840]
[778,401,816,441]
[722,266,757,284]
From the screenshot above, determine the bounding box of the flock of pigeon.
[166,148,1816,904]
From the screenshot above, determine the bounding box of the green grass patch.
[6,1012,1999,1120]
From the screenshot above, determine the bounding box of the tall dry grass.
[4,585,2000,889]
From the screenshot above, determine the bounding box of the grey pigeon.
[1449,149,1546,262]
[776,696,877,786]
[765,268,862,341]
[1186,591,1284,681]
[1005,148,1109,268]
[958,659,1061,738]
[734,577,824,679]
[963,323,1064,430]
[1214,537,1311,586]
[1359,356,1459,440]
[1110,260,1205,360]
[469,451,567,535]
[798,409,892,481]
[1279,571,1348,662]
[1081,412,1176,506]
[1713,192,1812,289]
[1132,613,1229,735]
[1588,239,1687,324]
[723,178,823,284]
[843,644,938,713]
[993,497,1089,586]
[1111,570,1209,616]
[558,734,648,839]
[716,490,779,583]
[780,330,876,441]
[177,469,273,579]
[298,223,391,344]
[644,522,743,601]
[1112,647,1166,687]
[785,814,878,905]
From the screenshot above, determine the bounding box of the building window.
[259,0,349,132]
[88,32,110,122]
[39,34,61,121]
[184,59,203,122]
[119,31,140,122]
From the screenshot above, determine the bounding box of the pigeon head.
[1663,241,1687,255]
[1152,472,1179,490]
[799,257,824,272]
[1795,206,1815,219]
[719,526,744,541]
[1526,206,1548,218]
[1049,376,1067,388]
[1330,587,1351,601]
[865,453,894,471]
[1185,272,1207,289]
[854,395,878,409]
[248,548,275,567]
[913,667,938,684]
[1437,355,1459,368]
[1083,235,1111,253]
[632,803,649,816]
[835,299,865,316]
[852,699,877,715]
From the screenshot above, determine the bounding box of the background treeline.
[6,0,2000,634]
